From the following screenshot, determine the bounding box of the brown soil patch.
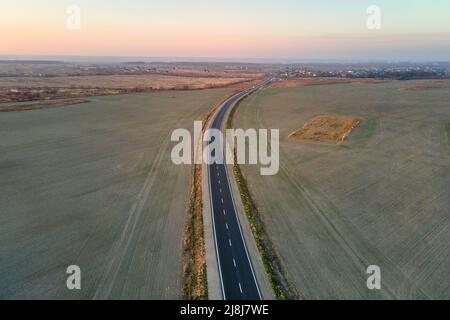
[289,115,361,143]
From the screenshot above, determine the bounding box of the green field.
[0,89,229,299]
[233,82,450,299]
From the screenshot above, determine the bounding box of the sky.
[1,0,450,61]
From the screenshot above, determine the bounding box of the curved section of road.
[207,80,271,300]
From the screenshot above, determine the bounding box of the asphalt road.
[207,81,270,300]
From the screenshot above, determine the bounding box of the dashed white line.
[223,209,226,215]
[233,258,236,268]
[225,223,229,230]
[221,198,224,204]
[238,283,243,294]
[218,179,221,184]
[229,239,232,247]
[220,188,222,193]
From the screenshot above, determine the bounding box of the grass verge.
[227,99,300,300]
[181,163,207,299]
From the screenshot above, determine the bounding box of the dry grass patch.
[182,163,207,300]
[289,115,361,143]
[0,75,258,103]
[0,74,250,89]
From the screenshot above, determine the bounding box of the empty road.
[207,80,270,300]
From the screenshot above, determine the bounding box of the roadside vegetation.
[182,164,207,299]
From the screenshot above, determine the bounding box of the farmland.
[232,81,450,299]
[0,62,266,103]
[0,88,230,299]
[0,74,253,103]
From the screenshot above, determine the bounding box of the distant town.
[281,62,450,80]
[0,60,449,80]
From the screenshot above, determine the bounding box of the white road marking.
[223,209,226,215]
[220,188,222,193]
[229,239,232,247]
[233,258,236,268]
[218,179,221,184]
[238,283,243,294]
[221,198,224,204]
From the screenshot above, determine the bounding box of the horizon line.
[1,55,450,65]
